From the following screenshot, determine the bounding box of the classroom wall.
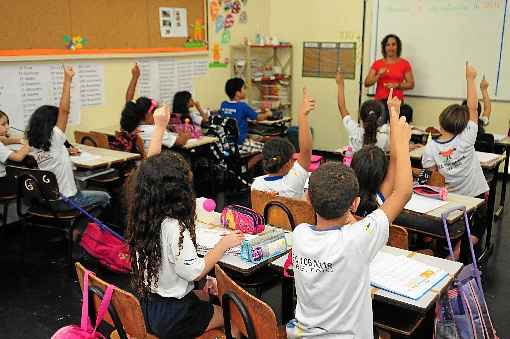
[269,0,365,151]
[65,0,271,141]
[267,0,510,151]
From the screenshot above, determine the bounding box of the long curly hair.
[26,105,59,151]
[126,152,196,298]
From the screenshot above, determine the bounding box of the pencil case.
[240,228,288,263]
[413,184,448,200]
[221,205,265,234]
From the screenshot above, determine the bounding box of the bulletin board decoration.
[302,42,357,79]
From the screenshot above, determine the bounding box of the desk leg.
[281,277,295,324]
[495,146,510,218]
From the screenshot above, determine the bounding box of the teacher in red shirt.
[364,34,415,121]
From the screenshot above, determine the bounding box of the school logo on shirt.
[292,253,334,273]
[363,222,374,235]
[438,148,456,161]
[437,148,466,171]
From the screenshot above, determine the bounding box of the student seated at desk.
[337,70,390,152]
[172,90,209,128]
[0,110,31,177]
[251,89,315,199]
[127,105,244,338]
[26,66,110,241]
[422,63,488,259]
[219,77,272,146]
[119,63,191,152]
[287,105,412,338]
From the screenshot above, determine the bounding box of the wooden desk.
[271,245,463,327]
[196,221,289,276]
[396,193,484,239]
[71,144,140,170]
[495,136,510,216]
[182,136,219,150]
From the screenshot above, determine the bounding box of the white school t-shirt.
[0,141,13,177]
[422,121,489,197]
[289,209,389,339]
[251,161,309,199]
[138,124,178,151]
[150,217,205,299]
[342,116,390,152]
[31,126,77,197]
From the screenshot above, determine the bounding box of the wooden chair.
[75,262,225,339]
[388,224,434,256]
[215,264,286,339]
[251,190,316,231]
[74,130,111,149]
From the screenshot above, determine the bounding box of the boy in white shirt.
[422,63,488,259]
[251,89,316,199]
[287,99,412,338]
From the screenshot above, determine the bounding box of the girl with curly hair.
[127,106,243,338]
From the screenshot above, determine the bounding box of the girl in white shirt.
[337,71,389,152]
[127,108,243,338]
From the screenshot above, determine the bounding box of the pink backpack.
[52,269,114,339]
[292,153,323,172]
[221,205,265,234]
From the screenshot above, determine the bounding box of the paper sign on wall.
[159,8,188,38]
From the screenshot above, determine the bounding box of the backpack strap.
[91,284,114,335]
[80,269,92,331]
[283,249,293,278]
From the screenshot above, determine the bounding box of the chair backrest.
[6,165,60,206]
[74,131,110,149]
[475,133,495,154]
[215,264,280,339]
[388,224,409,250]
[251,190,316,231]
[75,262,150,339]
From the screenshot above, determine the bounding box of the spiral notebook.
[370,251,448,300]
[196,228,256,255]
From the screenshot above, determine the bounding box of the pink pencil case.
[413,184,448,201]
[292,154,323,172]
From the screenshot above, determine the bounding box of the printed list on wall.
[0,63,105,131]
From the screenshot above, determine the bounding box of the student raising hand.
[300,87,316,115]
[64,65,75,79]
[387,88,402,117]
[131,63,141,79]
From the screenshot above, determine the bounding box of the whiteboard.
[370,0,510,100]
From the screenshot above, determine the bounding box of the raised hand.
[336,68,344,86]
[300,87,316,115]
[131,63,141,78]
[465,62,477,80]
[480,77,489,91]
[387,88,402,118]
[153,104,170,128]
[64,66,75,80]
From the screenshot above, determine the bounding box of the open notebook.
[370,251,448,300]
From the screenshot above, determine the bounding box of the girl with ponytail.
[351,91,401,217]
[336,70,389,152]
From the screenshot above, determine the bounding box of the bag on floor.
[434,206,498,339]
[52,269,113,339]
[60,194,131,273]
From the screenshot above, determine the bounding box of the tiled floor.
[0,183,508,338]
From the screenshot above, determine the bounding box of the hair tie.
[368,110,376,116]
[271,156,279,161]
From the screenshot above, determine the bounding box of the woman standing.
[365,34,415,121]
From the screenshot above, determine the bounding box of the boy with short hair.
[219,77,272,145]
[287,99,413,338]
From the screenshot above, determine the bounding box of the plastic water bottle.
[343,146,353,167]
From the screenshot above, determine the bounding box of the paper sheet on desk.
[196,228,257,255]
[404,193,448,213]
[7,144,23,151]
[70,151,101,163]
[493,134,506,142]
[475,151,501,163]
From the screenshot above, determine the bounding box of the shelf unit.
[230,44,293,119]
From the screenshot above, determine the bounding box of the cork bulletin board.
[303,42,356,79]
[0,0,207,58]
